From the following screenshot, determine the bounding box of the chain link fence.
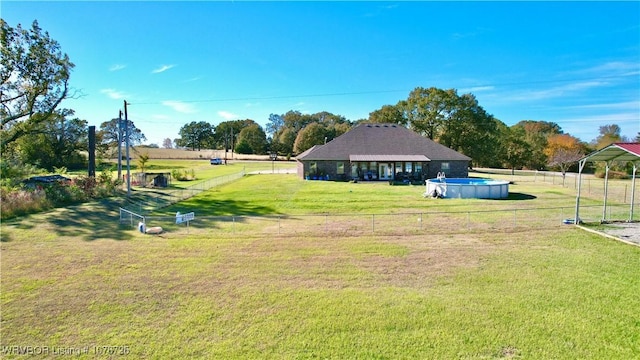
[122,170,245,214]
[120,204,636,238]
[473,169,639,205]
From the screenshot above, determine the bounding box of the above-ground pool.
[425,178,509,199]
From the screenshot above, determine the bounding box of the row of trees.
[174,85,638,175]
[2,19,638,178]
[174,111,352,157]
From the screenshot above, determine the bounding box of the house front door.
[378,163,392,180]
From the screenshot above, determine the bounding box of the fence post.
[278,216,281,235]
[513,209,517,227]
[372,214,375,233]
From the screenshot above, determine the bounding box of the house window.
[336,162,344,175]
[405,162,412,173]
[395,162,402,174]
[415,163,422,175]
[351,163,358,178]
[441,162,450,174]
[310,162,317,175]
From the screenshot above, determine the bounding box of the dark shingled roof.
[297,123,471,162]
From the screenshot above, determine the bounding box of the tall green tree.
[214,119,258,152]
[276,127,297,156]
[502,127,533,174]
[236,124,267,155]
[401,87,457,140]
[293,123,327,154]
[1,20,75,151]
[17,110,87,171]
[368,104,407,125]
[437,93,498,166]
[177,121,214,151]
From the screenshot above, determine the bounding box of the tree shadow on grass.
[166,198,277,217]
[1,198,135,242]
[153,198,280,231]
[47,199,136,241]
[502,192,537,201]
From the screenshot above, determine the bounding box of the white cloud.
[508,80,609,101]
[557,112,640,124]
[152,64,176,74]
[460,86,495,93]
[100,88,127,99]
[218,111,238,120]
[109,64,126,71]
[583,61,639,74]
[162,100,196,114]
[566,100,640,111]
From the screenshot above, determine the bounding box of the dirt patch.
[352,235,496,288]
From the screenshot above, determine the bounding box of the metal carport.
[575,143,640,224]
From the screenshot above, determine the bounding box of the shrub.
[171,169,196,181]
[0,185,49,219]
[594,170,629,179]
[1,172,122,220]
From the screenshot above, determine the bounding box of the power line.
[128,74,639,106]
[130,89,407,105]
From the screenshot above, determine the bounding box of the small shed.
[134,172,171,187]
[575,143,640,224]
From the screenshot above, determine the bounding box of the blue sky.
[4,1,639,146]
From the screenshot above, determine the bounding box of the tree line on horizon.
[2,19,638,181]
[170,89,637,176]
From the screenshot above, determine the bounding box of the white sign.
[176,211,195,224]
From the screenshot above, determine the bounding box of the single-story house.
[296,123,471,182]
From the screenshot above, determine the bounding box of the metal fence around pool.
[473,169,639,206]
[120,204,636,238]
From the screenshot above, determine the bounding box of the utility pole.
[124,100,131,197]
[117,110,123,180]
[230,127,234,160]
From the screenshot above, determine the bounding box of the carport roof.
[580,143,640,163]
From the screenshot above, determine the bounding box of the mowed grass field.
[2,167,640,359]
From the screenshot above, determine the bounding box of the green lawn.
[1,172,639,359]
[158,173,573,215]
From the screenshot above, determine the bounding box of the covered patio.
[348,154,429,182]
[575,143,640,224]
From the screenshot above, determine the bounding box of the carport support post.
[630,163,638,222]
[602,161,611,223]
[575,158,587,225]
